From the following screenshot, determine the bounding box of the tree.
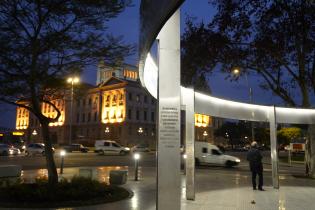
[0,0,132,186]
[214,121,251,147]
[182,0,315,177]
[277,127,302,145]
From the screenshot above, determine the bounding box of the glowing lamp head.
[183,154,187,159]
[73,77,80,83]
[134,153,140,160]
[60,150,66,157]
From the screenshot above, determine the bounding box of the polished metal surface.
[194,91,315,125]
[157,10,181,210]
[182,87,195,200]
[269,106,279,189]
[139,0,184,87]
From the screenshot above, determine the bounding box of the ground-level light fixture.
[134,153,140,181]
[60,150,66,174]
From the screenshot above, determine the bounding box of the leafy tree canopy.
[182,0,315,107]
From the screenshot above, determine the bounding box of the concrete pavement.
[9,164,315,210]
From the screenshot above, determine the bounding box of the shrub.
[0,176,130,208]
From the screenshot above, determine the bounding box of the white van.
[95,140,130,155]
[195,142,240,167]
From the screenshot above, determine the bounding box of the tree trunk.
[307,125,315,178]
[41,121,58,186]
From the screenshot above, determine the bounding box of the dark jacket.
[247,148,263,171]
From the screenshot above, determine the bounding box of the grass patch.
[0,176,131,208]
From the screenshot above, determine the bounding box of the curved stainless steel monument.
[139,1,315,209]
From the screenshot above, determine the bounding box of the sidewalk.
[8,166,315,210]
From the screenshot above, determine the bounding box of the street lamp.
[138,127,143,135]
[67,76,79,145]
[203,130,208,141]
[232,68,255,141]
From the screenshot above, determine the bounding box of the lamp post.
[232,68,255,141]
[67,77,79,145]
[60,150,66,174]
[134,153,140,181]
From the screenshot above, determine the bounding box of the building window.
[136,110,139,120]
[76,100,80,107]
[88,112,91,122]
[144,95,147,103]
[128,109,132,120]
[94,112,97,121]
[151,112,155,122]
[112,72,116,77]
[76,113,80,123]
[106,95,110,102]
[128,126,132,135]
[88,98,92,106]
[119,127,122,135]
[136,94,140,102]
[151,98,155,105]
[82,99,86,107]
[144,111,147,121]
[128,92,132,101]
[82,113,85,123]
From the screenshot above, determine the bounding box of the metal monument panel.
[182,87,195,200]
[139,0,184,87]
[157,10,181,210]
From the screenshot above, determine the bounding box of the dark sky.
[0,0,285,129]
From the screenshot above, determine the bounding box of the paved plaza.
[5,163,314,210]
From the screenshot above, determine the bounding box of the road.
[0,151,306,176]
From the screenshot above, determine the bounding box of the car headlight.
[9,149,14,154]
[235,159,241,163]
[125,147,130,151]
[22,145,26,150]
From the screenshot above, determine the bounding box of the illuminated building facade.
[15,62,221,146]
[15,64,157,147]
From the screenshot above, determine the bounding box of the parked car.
[0,144,20,156]
[94,140,130,155]
[63,144,89,153]
[131,144,150,153]
[25,143,55,156]
[195,142,240,167]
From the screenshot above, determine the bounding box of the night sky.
[0,0,285,129]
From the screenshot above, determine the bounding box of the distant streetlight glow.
[232,68,240,75]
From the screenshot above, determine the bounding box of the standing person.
[247,141,264,191]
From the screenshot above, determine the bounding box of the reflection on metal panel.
[194,90,315,125]
[194,91,269,122]
[182,87,195,200]
[139,0,185,88]
[269,106,279,189]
